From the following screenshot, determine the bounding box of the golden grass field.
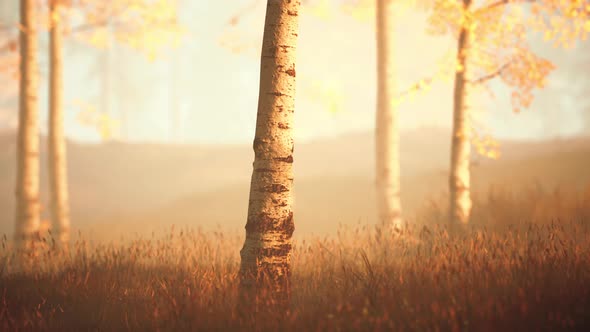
[1,186,589,331]
[1,130,589,330]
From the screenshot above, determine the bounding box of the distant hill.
[116,139,590,238]
[0,128,589,238]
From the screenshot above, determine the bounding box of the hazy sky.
[0,0,587,144]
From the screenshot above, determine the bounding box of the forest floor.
[1,187,590,331]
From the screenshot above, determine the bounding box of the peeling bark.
[239,0,300,311]
[49,0,71,249]
[375,0,402,229]
[15,0,40,250]
[449,0,473,227]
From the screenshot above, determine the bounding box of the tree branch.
[72,21,106,34]
[481,0,509,11]
[396,76,436,99]
[476,0,534,13]
[71,2,135,34]
[468,61,511,85]
[71,18,128,34]
[71,22,104,34]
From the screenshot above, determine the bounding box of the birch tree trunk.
[114,47,128,141]
[169,51,180,143]
[449,0,473,227]
[375,0,402,229]
[239,0,300,310]
[48,0,71,248]
[101,26,111,118]
[15,0,40,249]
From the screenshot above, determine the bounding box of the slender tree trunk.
[101,26,111,118]
[114,47,128,141]
[449,0,473,227]
[119,97,128,140]
[375,0,402,229]
[15,0,40,249]
[48,0,71,249]
[239,0,300,311]
[169,51,180,143]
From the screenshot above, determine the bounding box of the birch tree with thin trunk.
[169,50,179,142]
[15,0,40,249]
[239,0,300,309]
[449,0,473,227]
[419,0,570,228]
[100,24,111,118]
[48,0,71,248]
[375,0,402,229]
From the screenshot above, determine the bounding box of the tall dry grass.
[416,183,590,227]
[1,186,589,331]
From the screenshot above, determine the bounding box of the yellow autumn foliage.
[72,99,120,141]
[74,0,186,60]
[528,0,590,46]
[411,0,589,158]
[306,0,337,20]
[472,129,501,160]
[340,0,374,22]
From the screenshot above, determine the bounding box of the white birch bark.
[48,0,71,249]
[449,0,473,227]
[239,0,300,308]
[15,0,40,250]
[375,0,402,229]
